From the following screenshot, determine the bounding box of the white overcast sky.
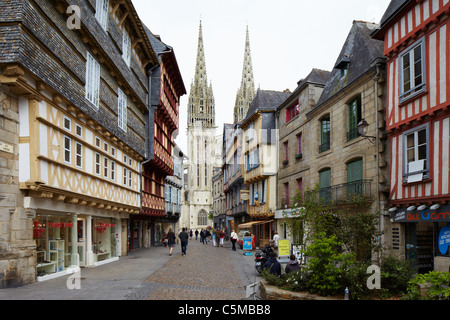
[132,0,392,154]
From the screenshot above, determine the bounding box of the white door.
[77,218,86,267]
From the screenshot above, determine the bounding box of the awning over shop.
[238,220,274,229]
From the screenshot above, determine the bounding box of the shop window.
[92,218,117,263]
[34,215,75,277]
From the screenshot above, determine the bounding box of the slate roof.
[379,0,412,30]
[242,89,291,124]
[313,21,385,110]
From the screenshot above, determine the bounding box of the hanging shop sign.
[391,205,450,223]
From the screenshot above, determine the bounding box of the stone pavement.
[0,238,261,300]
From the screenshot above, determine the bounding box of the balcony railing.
[319,139,330,153]
[319,180,372,204]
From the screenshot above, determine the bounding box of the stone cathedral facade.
[182,21,220,231]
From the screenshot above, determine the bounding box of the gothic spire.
[234,26,255,124]
[188,20,215,128]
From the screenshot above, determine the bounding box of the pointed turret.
[234,26,256,124]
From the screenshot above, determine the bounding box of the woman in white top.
[273,231,280,250]
[230,230,238,251]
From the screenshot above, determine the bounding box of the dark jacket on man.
[264,257,281,276]
[179,230,189,243]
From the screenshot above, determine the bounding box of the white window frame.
[95,136,101,148]
[63,136,71,164]
[399,38,426,102]
[123,167,127,186]
[247,122,255,141]
[95,0,109,31]
[118,88,127,132]
[122,28,131,67]
[75,123,82,137]
[103,157,109,178]
[110,160,115,181]
[63,116,71,132]
[402,123,430,182]
[75,142,83,169]
[86,52,101,109]
[128,170,132,187]
[95,152,101,175]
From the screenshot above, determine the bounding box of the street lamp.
[357,119,376,143]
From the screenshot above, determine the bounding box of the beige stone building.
[276,69,330,210]
[304,21,390,250]
[239,89,290,248]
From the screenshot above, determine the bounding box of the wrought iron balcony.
[319,180,372,204]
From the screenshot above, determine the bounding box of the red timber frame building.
[373,0,450,273]
[131,28,186,250]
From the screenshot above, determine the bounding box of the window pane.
[403,54,411,93]
[407,149,415,163]
[407,133,415,148]
[418,145,427,160]
[418,129,427,145]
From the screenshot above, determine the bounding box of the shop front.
[391,204,450,273]
[238,220,275,249]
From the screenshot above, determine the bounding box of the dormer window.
[336,54,350,79]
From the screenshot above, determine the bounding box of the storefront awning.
[238,220,274,229]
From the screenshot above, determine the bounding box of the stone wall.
[259,280,339,300]
[0,90,36,288]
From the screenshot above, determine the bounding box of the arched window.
[198,210,208,226]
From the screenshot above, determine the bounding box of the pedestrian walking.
[264,252,281,277]
[179,227,189,256]
[167,228,176,256]
[211,229,217,247]
[285,254,301,274]
[200,229,205,244]
[189,230,193,240]
[272,231,280,253]
[230,229,238,251]
[219,229,224,247]
[195,229,199,240]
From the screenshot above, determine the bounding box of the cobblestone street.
[0,238,261,300]
[128,239,260,300]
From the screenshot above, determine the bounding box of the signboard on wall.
[391,205,450,223]
[438,226,450,255]
[278,239,290,257]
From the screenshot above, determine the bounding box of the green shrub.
[381,256,415,295]
[303,232,355,297]
[404,271,450,300]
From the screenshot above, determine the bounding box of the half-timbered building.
[135,27,186,250]
[373,0,450,272]
[0,0,158,285]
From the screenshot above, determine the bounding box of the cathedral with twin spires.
[181,21,255,230]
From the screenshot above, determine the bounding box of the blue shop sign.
[438,226,450,255]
